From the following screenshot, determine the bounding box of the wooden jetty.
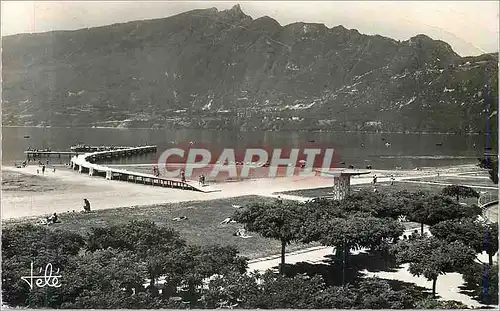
[70,146,219,193]
[25,150,79,161]
[25,145,145,161]
[70,145,133,152]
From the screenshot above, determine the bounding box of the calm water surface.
[2,127,486,170]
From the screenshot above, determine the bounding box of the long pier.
[70,146,218,193]
[24,146,134,161]
[70,145,134,152]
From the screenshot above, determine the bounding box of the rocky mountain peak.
[219,4,249,20]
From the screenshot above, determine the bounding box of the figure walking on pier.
[180,169,186,183]
[152,166,160,177]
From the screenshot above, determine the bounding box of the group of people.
[40,198,91,226]
[402,230,421,240]
[37,165,46,175]
[151,167,208,185]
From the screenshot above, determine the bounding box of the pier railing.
[70,146,213,192]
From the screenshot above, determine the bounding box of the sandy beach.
[1,163,488,220]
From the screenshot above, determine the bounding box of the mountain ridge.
[2,5,498,136]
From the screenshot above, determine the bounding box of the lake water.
[2,126,486,170]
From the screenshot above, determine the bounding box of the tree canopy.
[312,214,404,253]
[233,201,306,274]
[405,194,481,234]
[391,236,476,296]
[460,263,498,306]
[430,218,498,265]
[202,272,462,309]
[441,185,480,202]
[86,220,187,290]
[2,224,85,308]
[339,190,407,219]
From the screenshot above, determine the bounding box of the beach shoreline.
[1,162,489,220]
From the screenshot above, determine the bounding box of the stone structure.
[326,169,371,200]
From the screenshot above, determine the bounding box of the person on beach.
[37,169,40,174]
[201,174,205,186]
[83,199,91,213]
[390,174,395,185]
[47,213,59,224]
[41,165,46,175]
[373,175,377,185]
[53,167,56,173]
[180,170,186,182]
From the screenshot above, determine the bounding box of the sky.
[1,1,499,57]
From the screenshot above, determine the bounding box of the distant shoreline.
[1,125,487,135]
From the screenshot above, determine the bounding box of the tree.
[391,237,476,297]
[169,244,248,304]
[256,271,327,308]
[489,160,499,184]
[340,190,408,219]
[86,220,186,290]
[305,213,404,284]
[201,271,262,308]
[415,298,469,309]
[407,194,481,234]
[1,224,85,308]
[353,277,423,309]
[393,190,431,234]
[202,271,463,309]
[460,263,498,306]
[441,185,480,202]
[233,201,305,274]
[58,248,149,308]
[430,218,498,265]
[2,223,85,261]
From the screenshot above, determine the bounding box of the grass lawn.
[3,195,318,260]
[407,176,498,188]
[277,181,452,198]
